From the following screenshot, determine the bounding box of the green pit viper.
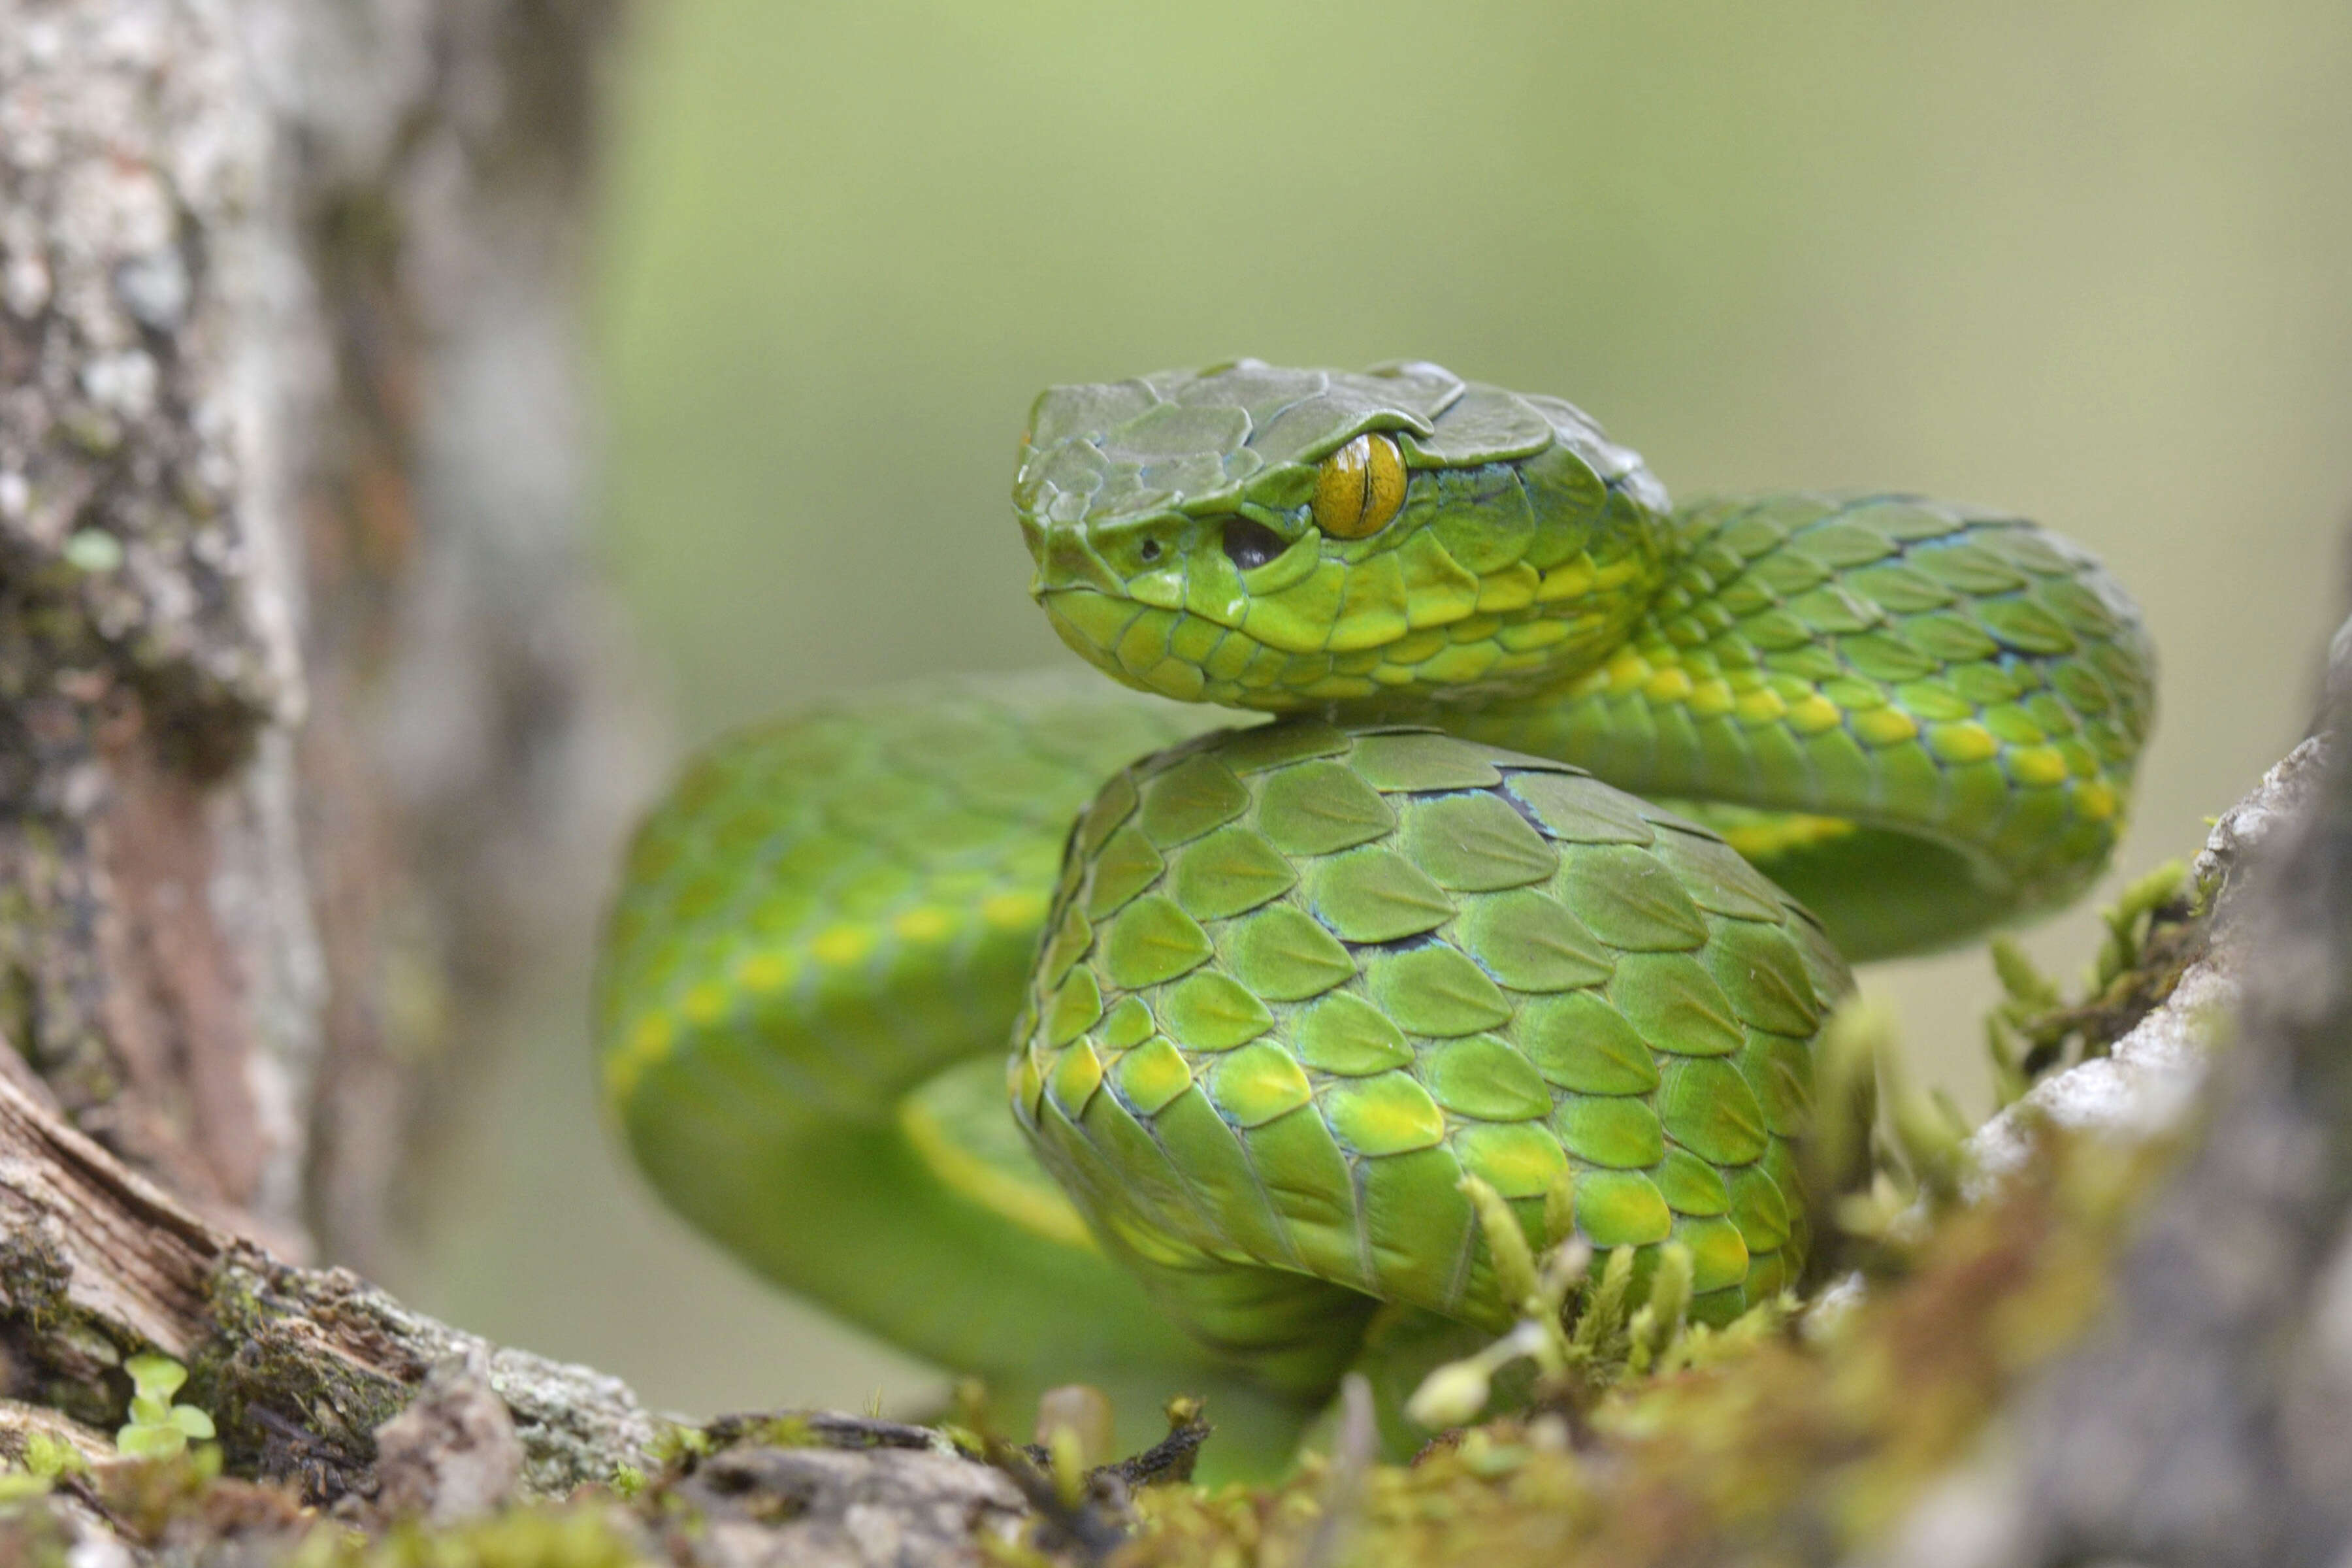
[595,361,2153,1473]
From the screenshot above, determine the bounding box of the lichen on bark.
[0,0,648,1274]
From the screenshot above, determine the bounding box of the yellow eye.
[1311,432,1407,540]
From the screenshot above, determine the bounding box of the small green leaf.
[170,1405,216,1441]
[116,1423,186,1459]
[1989,936,2058,1007]
[63,529,125,574]
[1889,1074,1965,1205]
[22,1432,83,1480]
[2119,860,2187,921]
[1985,1014,2028,1107]
[126,1352,187,1399]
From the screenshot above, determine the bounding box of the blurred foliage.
[598,0,2347,762]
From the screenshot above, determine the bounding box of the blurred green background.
[401,0,2351,1420]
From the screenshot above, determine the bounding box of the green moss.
[193,1260,412,1484]
[0,1232,135,1428]
[647,1422,711,1470]
[0,1113,2178,1567]
[348,1511,644,1568]
[1124,1127,2164,1566]
[1985,859,2200,1099]
[0,1233,74,1328]
[700,1414,816,1452]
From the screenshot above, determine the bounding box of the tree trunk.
[0,0,649,1271]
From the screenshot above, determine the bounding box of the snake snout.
[1030,518,1126,598]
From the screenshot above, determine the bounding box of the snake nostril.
[1138,538,1162,563]
[1222,516,1286,573]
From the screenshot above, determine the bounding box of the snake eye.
[1311,432,1407,540]
[1222,516,1286,572]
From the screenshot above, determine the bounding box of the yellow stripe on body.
[602,1011,676,1107]
[898,1092,1100,1252]
[1716,812,1859,860]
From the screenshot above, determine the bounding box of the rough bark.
[0,14,1080,1559]
[0,1058,1138,1563]
[0,1032,658,1492]
[1869,676,2352,1567]
[0,0,651,1275]
[1962,733,2327,1193]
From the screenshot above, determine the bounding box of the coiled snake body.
[596,363,2152,1467]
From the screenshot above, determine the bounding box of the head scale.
[1014,359,1674,713]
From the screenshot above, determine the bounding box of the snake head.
[1015,359,1674,713]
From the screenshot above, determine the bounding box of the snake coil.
[598,362,2153,1467]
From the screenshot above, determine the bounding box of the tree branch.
[0,1046,655,1497]
[1874,681,2352,1565]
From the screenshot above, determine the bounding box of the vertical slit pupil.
[1222,516,1286,572]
